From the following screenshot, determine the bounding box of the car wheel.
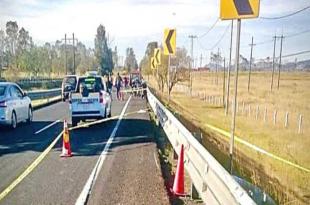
[11,111,17,129]
[27,107,33,123]
[72,117,78,127]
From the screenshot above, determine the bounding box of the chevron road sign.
[151,57,156,70]
[154,48,161,65]
[220,0,260,20]
[163,28,176,55]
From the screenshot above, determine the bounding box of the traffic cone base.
[172,144,186,196]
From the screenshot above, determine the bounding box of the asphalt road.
[0,93,169,205]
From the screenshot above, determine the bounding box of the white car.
[70,76,112,126]
[0,82,33,129]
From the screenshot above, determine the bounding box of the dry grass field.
[148,71,310,204]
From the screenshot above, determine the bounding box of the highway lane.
[0,102,67,192]
[0,93,169,204]
[0,96,128,204]
[87,96,169,205]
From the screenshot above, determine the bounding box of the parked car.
[0,82,32,129]
[61,75,78,101]
[70,75,112,126]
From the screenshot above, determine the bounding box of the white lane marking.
[154,152,160,170]
[75,96,132,205]
[35,119,61,135]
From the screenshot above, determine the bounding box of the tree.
[95,24,113,75]
[5,21,19,67]
[124,47,138,72]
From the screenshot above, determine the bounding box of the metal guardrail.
[147,88,256,205]
[27,88,61,101]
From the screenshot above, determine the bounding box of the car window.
[0,86,6,96]
[11,86,23,98]
[77,77,104,93]
[64,77,77,86]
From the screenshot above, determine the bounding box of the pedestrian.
[115,73,123,100]
[106,74,113,100]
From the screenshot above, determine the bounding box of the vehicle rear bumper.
[71,111,105,119]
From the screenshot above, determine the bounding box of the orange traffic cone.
[60,120,72,157]
[172,144,186,196]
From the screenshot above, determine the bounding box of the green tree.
[124,47,138,72]
[95,24,113,75]
[5,21,19,67]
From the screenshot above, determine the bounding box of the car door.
[15,86,28,120]
[9,86,22,122]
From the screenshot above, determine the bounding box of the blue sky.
[0,0,310,65]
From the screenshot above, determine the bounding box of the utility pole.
[277,35,284,89]
[200,53,203,68]
[248,36,256,92]
[64,34,67,75]
[271,35,277,91]
[225,20,234,116]
[72,33,76,75]
[223,57,226,105]
[216,48,220,85]
[188,35,197,94]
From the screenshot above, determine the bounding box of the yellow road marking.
[0,131,63,201]
[204,123,310,173]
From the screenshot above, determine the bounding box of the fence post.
[285,112,289,128]
[248,104,251,117]
[298,114,303,134]
[264,107,267,123]
[273,110,277,125]
[204,92,206,101]
[256,105,259,120]
[242,101,245,115]
[236,101,239,114]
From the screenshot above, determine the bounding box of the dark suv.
[61,75,78,101]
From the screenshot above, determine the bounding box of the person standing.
[115,73,123,100]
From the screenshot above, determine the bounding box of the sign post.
[163,28,176,103]
[220,0,260,174]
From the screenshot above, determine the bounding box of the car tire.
[11,111,17,129]
[72,117,78,127]
[27,106,33,123]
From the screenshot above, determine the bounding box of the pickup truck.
[70,75,112,126]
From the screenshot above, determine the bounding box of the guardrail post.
[248,104,251,117]
[191,181,200,200]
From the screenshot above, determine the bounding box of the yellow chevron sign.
[151,57,156,70]
[154,48,161,65]
[163,28,176,55]
[220,0,260,20]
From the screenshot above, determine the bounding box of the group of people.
[105,72,146,101]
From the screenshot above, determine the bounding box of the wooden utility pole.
[271,36,277,91]
[223,57,226,106]
[277,35,284,89]
[64,34,67,75]
[72,33,76,75]
[248,36,256,92]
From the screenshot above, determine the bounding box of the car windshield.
[0,86,6,96]
[77,77,104,93]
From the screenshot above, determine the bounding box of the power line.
[208,23,231,51]
[260,5,310,20]
[281,50,310,58]
[286,28,310,38]
[198,18,219,38]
